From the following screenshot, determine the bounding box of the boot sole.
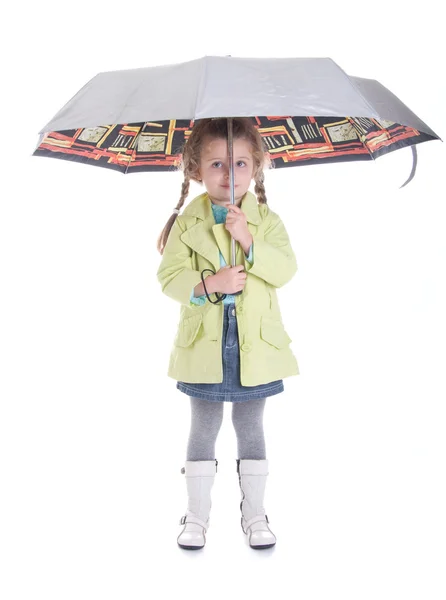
[178,543,204,550]
[250,543,276,550]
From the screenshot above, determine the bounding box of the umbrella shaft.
[228,118,236,267]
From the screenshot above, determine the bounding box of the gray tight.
[186,396,266,460]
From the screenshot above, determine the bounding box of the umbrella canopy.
[33,56,440,175]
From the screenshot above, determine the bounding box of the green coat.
[156,191,299,386]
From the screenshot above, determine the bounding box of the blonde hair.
[156,117,271,255]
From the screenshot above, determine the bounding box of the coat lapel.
[180,191,262,271]
[180,195,220,271]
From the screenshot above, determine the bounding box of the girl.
[156,118,299,550]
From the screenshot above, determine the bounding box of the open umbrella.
[33,55,441,283]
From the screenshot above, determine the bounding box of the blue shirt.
[190,203,253,305]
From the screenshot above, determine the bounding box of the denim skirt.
[176,302,284,402]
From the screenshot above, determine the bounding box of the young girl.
[156,118,299,550]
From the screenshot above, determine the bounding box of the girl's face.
[198,136,255,206]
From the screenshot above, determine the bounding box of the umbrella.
[32,56,441,294]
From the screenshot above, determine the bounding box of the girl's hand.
[224,203,251,244]
[212,265,247,294]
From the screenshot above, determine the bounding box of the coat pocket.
[174,313,203,348]
[260,316,292,349]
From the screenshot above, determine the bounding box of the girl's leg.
[231,398,266,459]
[186,397,224,460]
[179,397,222,549]
[232,398,276,548]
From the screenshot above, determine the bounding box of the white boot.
[237,459,277,549]
[177,459,218,550]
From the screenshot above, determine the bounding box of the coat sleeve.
[243,208,297,288]
[156,216,206,308]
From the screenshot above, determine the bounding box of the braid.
[156,175,190,255]
[254,171,268,205]
[178,176,190,208]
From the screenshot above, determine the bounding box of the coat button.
[237,306,243,314]
[241,343,252,352]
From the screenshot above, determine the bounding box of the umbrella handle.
[200,269,243,303]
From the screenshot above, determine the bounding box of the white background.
[1,1,445,598]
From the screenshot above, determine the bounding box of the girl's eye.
[211,160,247,168]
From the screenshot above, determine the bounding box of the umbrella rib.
[349,118,375,161]
[124,127,141,175]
